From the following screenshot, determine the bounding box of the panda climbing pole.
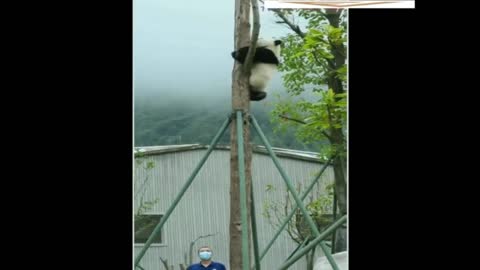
[230,1,343,269]
[134,0,346,268]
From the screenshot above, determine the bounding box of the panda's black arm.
[231,46,279,65]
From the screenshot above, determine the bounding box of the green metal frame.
[250,115,341,270]
[134,112,347,270]
[236,111,250,270]
[286,237,309,261]
[278,216,347,270]
[251,183,261,270]
[257,157,334,263]
[134,115,232,267]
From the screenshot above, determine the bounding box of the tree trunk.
[230,0,253,269]
[325,9,347,253]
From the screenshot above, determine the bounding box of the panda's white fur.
[249,39,281,94]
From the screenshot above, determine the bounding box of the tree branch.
[159,257,169,270]
[273,10,334,72]
[279,114,333,141]
[243,0,261,74]
[279,114,306,124]
[325,105,338,145]
[273,10,305,38]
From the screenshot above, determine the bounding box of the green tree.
[269,9,348,253]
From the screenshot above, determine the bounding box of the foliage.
[270,9,347,159]
[134,155,159,234]
[263,8,348,258]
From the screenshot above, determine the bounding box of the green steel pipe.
[135,116,232,267]
[278,215,347,270]
[286,237,309,261]
[250,115,339,270]
[136,265,145,270]
[236,110,250,270]
[258,158,333,261]
[250,183,261,270]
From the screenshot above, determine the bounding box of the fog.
[134,0,291,99]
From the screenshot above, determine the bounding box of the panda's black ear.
[274,40,282,46]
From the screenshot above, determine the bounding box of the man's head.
[198,246,213,261]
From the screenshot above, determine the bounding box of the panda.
[231,39,282,101]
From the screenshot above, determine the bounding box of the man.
[187,246,226,270]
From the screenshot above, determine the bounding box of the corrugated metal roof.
[134,144,326,163]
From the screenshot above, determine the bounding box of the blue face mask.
[199,251,212,261]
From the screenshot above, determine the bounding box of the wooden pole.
[230,0,252,269]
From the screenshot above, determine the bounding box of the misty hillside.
[134,91,320,151]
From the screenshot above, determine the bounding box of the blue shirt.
[187,261,226,270]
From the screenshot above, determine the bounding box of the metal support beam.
[279,215,347,270]
[250,115,339,270]
[258,158,333,262]
[236,110,250,270]
[135,116,232,267]
[251,182,261,270]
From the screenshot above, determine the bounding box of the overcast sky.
[134,0,290,97]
